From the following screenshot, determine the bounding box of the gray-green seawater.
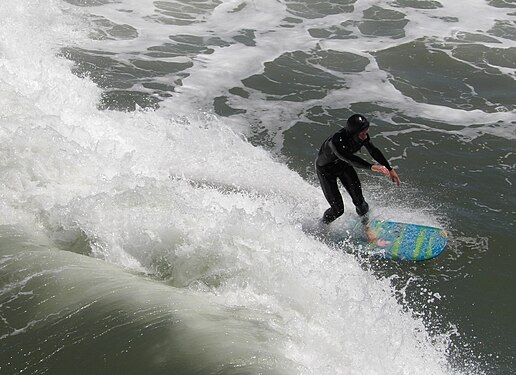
[0,0,514,374]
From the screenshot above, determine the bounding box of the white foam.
[46,0,516,143]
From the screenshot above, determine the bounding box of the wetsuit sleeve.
[364,139,392,170]
[330,138,373,169]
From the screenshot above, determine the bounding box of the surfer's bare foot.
[365,227,391,247]
[365,227,377,243]
[375,239,391,247]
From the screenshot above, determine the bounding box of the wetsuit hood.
[346,114,370,134]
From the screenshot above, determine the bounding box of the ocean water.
[0,0,514,374]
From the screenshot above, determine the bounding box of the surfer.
[316,114,401,242]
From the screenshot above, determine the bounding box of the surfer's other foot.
[365,227,390,247]
[375,239,391,247]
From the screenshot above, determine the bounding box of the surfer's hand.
[389,169,401,186]
[371,165,401,186]
[371,164,390,177]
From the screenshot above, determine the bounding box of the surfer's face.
[358,129,369,140]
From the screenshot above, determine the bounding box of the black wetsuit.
[316,127,392,224]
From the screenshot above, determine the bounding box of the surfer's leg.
[316,167,344,224]
[338,164,369,217]
[337,166,378,241]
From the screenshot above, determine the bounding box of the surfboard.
[302,218,448,261]
[355,220,448,261]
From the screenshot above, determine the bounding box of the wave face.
[1,0,514,374]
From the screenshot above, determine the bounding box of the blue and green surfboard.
[302,218,448,261]
[363,220,448,261]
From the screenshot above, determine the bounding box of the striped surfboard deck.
[365,220,448,261]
